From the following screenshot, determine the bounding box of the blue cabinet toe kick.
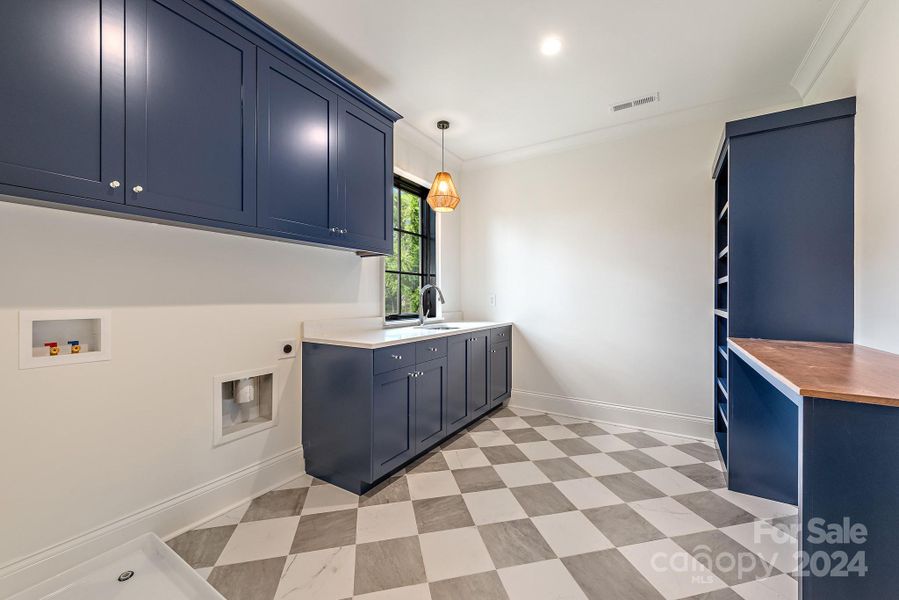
[302,328,512,494]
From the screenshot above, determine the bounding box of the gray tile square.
[674,530,780,586]
[354,535,427,595]
[606,449,666,472]
[770,514,799,538]
[442,432,478,450]
[469,419,500,432]
[207,556,286,600]
[359,475,411,507]
[598,473,666,502]
[677,442,720,462]
[552,438,602,456]
[407,451,450,474]
[478,519,556,568]
[566,422,608,437]
[167,525,236,568]
[674,491,757,528]
[582,504,665,547]
[430,571,510,600]
[241,488,308,522]
[452,466,506,493]
[291,508,357,554]
[413,495,475,533]
[492,407,519,418]
[681,589,745,600]
[505,428,546,444]
[510,483,577,517]
[482,445,529,465]
[534,457,592,482]
[563,549,665,600]
[521,414,558,427]
[674,463,727,489]
[615,431,666,448]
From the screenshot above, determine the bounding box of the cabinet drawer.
[490,326,512,345]
[374,344,415,375]
[415,337,447,363]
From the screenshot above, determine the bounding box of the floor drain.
[117,570,135,582]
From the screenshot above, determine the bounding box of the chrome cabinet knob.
[391,354,402,360]
[429,347,437,352]
[132,185,143,193]
[339,228,348,234]
[109,180,121,189]
[329,227,338,233]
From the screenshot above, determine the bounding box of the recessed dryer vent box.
[213,366,279,446]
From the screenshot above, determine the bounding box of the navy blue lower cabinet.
[0,0,125,204]
[490,340,511,406]
[303,327,511,493]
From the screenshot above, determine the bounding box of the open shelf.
[718,246,729,259]
[718,202,729,221]
[714,309,728,319]
[718,401,728,425]
[716,376,728,398]
[715,429,728,465]
[717,276,728,285]
[718,345,728,360]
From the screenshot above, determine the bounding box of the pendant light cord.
[441,127,445,172]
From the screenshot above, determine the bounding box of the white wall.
[458,114,723,437]
[803,0,899,354]
[0,131,460,595]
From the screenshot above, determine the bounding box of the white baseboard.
[510,389,713,441]
[0,447,305,599]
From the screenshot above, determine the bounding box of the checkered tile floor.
[168,407,799,600]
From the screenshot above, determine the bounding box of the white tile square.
[443,447,490,470]
[278,474,314,490]
[197,501,250,529]
[548,415,586,426]
[531,512,612,557]
[713,489,797,520]
[629,497,715,537]
[498,559,587,600]
[721,521,798,575]
[553,478,622,509]
[583,435,635,453]
[517,441,566,461]
[640,445,702,467]
[636,468,706,496]
[354,584,432,600]
[493,461,552,488]
[592,423,636,435]
[571,453,630,476]
[534,425,578,440]
[216,516,300,565]
[619,538,727,599]
[509,407,543,417]
[469,430,514,447]
[301,483,359,514]
[731,574,798,600]
[274,546,355,600]
[463,488,527,525]
[406,471,461,500]
[644,432,697,446]
[195,567,212,580]
[419,526,495,581]
[356,501,418,543]
[491,416,530,430]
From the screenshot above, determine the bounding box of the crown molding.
[791,0,870,98]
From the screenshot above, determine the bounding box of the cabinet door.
[372,368,416,481]
[415,357,448,451]
[337,98,393,253]
[0,0,125,203]
[468,334,491,418]
[257,52,340,240]
[125,0,256,225]
[490,341,511,405]
[446,335,469,432]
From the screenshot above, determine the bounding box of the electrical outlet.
[278,339,297,359]
[489,294,497,307]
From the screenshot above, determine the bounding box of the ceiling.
[235,0,836,161]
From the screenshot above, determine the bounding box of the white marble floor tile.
[533,425,578,440]
[462,488,527,525]
[498,559,588,600]
[713,489,798,520]
[517,441,566,461]
[640,445,703,467]
[354,583,433,600]
[274,546,355,600]
[469,430,515,447]
[491,416,530,430]
[553,478,622,509]
[636,468,706,496]
[619,538,728,599]
[357,501,418,543]
[301,484,359,515]
[443,447,490,470]
[531,511,613,557]
[216,516,300,565]
[548,415,587,426]
[721,521,798,575]
[732,574,798,600]
[278,474,314,490]
[419,527,495,582]
[406,471,461,500]
[196,501,251,529]
[583,435,636,453]
[629,497,716,537]
[571,452,630,476]
[493,461,552,488]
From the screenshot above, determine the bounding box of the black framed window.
[385,175,437,321]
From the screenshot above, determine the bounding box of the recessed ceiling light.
[540,36,562,56]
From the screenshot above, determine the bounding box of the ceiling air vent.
[610,92,660,113]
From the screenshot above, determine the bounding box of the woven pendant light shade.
[427,171,460,212]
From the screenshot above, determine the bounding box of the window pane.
[400,274,421,314]
[385,230,398,271]
[393,187,399,228]
[400,232,420,273]
[385,273,399,316]
[400,190,421,233]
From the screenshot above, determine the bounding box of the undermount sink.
[415,324,461,330]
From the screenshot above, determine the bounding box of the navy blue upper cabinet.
[257,51,339,240]
[0,0,125,203]
[337,99,394,254]
[125,0,257,225]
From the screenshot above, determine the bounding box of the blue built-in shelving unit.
[711,97,856,475]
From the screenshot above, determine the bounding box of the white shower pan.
[10,533,224,600]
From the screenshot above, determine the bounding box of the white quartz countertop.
[302,321,512,349]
